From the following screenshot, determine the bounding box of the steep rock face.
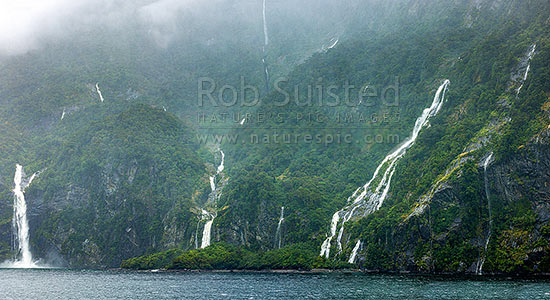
[1,105,211,267]
[351,36,550,273]
[0,180,12,261]
[493,131,550,220]
[366,126,550,274]
[215,171,282,250]
[204,0,549,253]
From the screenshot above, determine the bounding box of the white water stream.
[477,153,493,275]
[3,165,40,268]
[274,207,285,249]
[320,80,450,258]
[516,44,536,96]
[200,150,225,248]
[348,240,361,264]
[96,83,105,102]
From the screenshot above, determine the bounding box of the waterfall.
[262,0,269,46]
[217,150,225,174]
[327,38,339,50]
[200,209,215,248]
[95,83,105,102]
[201,219,214,248]
[6,165,38,268]
[60,108,66,120]
[516,44,536,96]
[240,118,246,125]
[320,80,450,258]
[198,149,225,249]
[209,176,216,193]
[274,207,285,249]
[477,153,494,275]
[348,240,361,264]
[319,212,340,258]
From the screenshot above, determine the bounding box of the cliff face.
[0,180,12,261]
[203,0,550,272]
[1,0,549,271]
[3,105,212,267]
[380,126,550,274]
[347,36,550,273]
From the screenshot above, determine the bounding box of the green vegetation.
[1,0,550,273]
[122,243,351,271]
[121,249,185,270]
[28,105,209,266]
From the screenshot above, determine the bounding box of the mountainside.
[197,0,550,274]
[1,0,549,273]
[11,105,211,266]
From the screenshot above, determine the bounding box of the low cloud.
[0,0,205,56]
[0,0,360,56]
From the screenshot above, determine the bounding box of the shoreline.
[110,268,363,274]
[109,268,550,278]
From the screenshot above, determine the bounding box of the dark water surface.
[1,269,549,299]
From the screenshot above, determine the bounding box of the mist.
[0,0,368,57]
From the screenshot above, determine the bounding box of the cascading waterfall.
[200,209,214,248]
[319,212,340,258]
[209,176,216,193]
[320,80,450,258]
[274,207,285,249]
[95,83,105,102]
[348,240,361,264]
[61,108,66,120]
[477,153,494,275]
[262,0,269,46]
[201,220,213,248]
[516,44,536,96]
[6,165,38,268]
[199,149,225,248]
[217,150,225,174]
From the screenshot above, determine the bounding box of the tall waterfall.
[95,83,105,102]
[516,44,536,96]
[348,240,361,264]
[477,153,494,275]
[201,220,213,248]
[262,0,269,46]
[61,108,66,120]
[209,176,216,193]
[201,209,214,249]
[319,212,340,258]
[7,165,38,268]
[274,207,285,249]
[199,149,225,248]
[217,150,225,174]
[320,80,450,258]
